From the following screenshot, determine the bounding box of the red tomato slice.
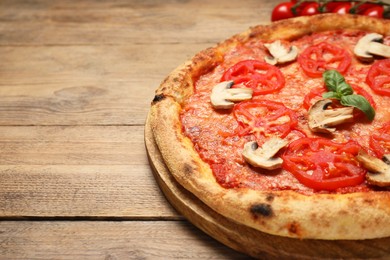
[221,60,285,95]
[298,42,352,77]
[366,59,390,96]
[282,138,366,191]
[303,86,326,110]
[369,122,390,158]
[233,99,298,140]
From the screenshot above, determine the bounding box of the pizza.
[149,14,390,240]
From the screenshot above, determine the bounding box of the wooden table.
[0,0,283,258]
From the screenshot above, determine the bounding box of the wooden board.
[145,113,390,259]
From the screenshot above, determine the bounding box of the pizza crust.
[149,14,390,240]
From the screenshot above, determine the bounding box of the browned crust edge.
[149,14,390,240]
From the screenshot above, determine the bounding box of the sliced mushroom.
[356,150,390,187]
[264,40,299,65]
[354,33,390,62]
[384,154,390,164]
[368,41,390,58]
[242,137,288,170]
[308,99,354,134]
[210,80,253,109]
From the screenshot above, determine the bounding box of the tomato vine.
[271,0,390,21]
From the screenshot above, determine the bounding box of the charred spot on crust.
[363,198,375,206]
[288,222,298,234]
[183,163,194,177]
[266,193,275,202]
[287,221,301,236]
[173,76,181,83]
[250,203,273,218]
[152,94,165,103]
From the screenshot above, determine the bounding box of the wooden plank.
[0,126,144,165]
[0,221,248,259]
[0,125,178,217]
[0,165,177,218]
[0,0,277,46]
[0,44,199,126]
[0,44,199,85]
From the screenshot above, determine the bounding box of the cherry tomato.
[298,42,352,77]
[353,3,380,14]
[369,122,390,159]
[282,138,366,191]
[221,60,285,95]
[324,2,342,12]
[292,1,312,16]
[233,99,298,139]
[272,2,295,21]
[366,59,390,96]
[332,3,352,14]
[363,6,384,18]
[300,2,320,16]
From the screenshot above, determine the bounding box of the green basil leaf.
[322,91,340,99]
[337,82,354,96]
[340,94,375,121]
[323,70,345,92]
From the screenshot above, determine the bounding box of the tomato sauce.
[180,30,390,194]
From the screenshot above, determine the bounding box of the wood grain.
[0,0,277,45]
[0,221,248,259]
[0,126,144,164]
[0,45,176,126]
[0,125,178,217]
[0,164,178,218]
